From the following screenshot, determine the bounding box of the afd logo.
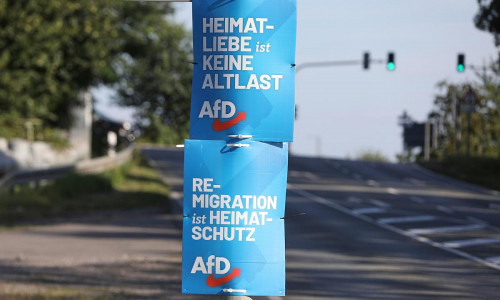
[198,99,246,131]
[191,255,241,287]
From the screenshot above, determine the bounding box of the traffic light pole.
[295,58,385,73]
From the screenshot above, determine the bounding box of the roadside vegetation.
[0,152,169,226]
[1,1,192,146]
[398,2,500,191]
[354,149,390,162]
[420,156,500,191]
[0,288,120,300]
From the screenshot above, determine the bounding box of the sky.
[95,0,498,161]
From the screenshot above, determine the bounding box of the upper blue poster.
[190,0,297,142]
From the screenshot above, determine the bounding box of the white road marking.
[490,203,500,210]
[347,196,362,203]
[289,186,500,271]
[486,256,500,264]
[304,172,318,180]
[367,180,380,187]
[410,196,426,204]
[437,205,455,214]
[370,199,390,208]
[408,224,485,235]
[444,238,500,249]
[386,188,399,195]
[378,215,437,225]
[288,170,318,180]
[352,207,387,215]
[406,178,426,186]
[467,217,487,225]
[288,183,500,201]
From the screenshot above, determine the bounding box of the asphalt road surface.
[1,146,499,299]
[143,146,500,299]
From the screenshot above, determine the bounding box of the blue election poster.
[189,0,297,142]
[182,140,288,296]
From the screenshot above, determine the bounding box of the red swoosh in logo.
[212,112,246,131]
[206,268,241,287]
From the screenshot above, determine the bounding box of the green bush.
[421,156,500,190]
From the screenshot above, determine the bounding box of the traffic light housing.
[363,52,370,70]
[457,54,465,72]
[387,52,395,71]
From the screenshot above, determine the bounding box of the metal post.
[466,111,471,158]
[424,121,430,161]
[433,120,438,151]
[453,95,461,155]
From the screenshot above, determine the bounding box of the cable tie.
[223,288,247,293]
[226,143,250,148]
[228,134,253,139]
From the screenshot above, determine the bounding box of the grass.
[0,286,121,300]
[421,156,500,191]
[0,290,119,300]
[0,152,170,226]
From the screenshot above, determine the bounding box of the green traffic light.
[387,62,395,71]
[457,64,465,72]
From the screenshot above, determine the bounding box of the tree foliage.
[428,63,500,158]
[115,6,192,142]
[474,0,500,46]
[0,0,192,142]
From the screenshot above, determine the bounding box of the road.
[143,146,500,299]
[0,146,499,299]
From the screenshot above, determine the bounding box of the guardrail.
[0,146,134,190]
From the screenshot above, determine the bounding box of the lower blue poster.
[182,140,288,296]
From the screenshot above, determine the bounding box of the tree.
[114,5,193,143]
[475,63,500,157]
[474,0,500,47]
[0,0,192,143]
[428,64,500,158]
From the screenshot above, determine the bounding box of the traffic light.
[387,52,395,71]
[457,54,465,72]
[363,52,370,70]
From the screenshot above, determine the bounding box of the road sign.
[461,87,478,113]
[189,0,297,142]
[403,122,435,148]
[182,140,288,296]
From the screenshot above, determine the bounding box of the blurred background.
[1,1,500,299]
[1,0,499,169]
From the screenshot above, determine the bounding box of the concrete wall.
[0,90,93,173]
[1,138,82,170]
[0,138,17,175]
[69,90,93,161]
